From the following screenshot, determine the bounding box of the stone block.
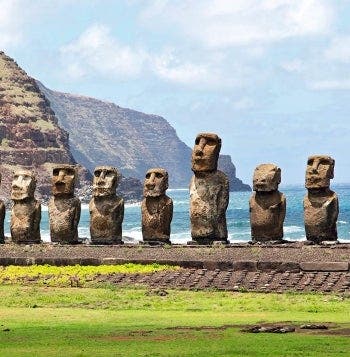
[300,262,349,272]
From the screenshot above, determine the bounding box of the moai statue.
[249,164,286,242]
[304,155,338,243]
[10,170,41,244]
[48,164,81,244]
[141,168,173,244]
[89,166,124,244]
[189,133,229,244]
[0,173,5,243]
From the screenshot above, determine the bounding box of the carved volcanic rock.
[38,82,250,191]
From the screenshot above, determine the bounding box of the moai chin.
[141,168,173,244]
[10,170,41,244]
[0,173,5,243]
[89,166,124,244]
[304,155,338,243]
[189,133,229,245]
[249,164,286,242]
[48,164,81,244]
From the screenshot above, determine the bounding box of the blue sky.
[2,0,350,185]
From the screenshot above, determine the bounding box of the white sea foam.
[168,188,188,192]
[284,226,304,234]
[338,220,347,224]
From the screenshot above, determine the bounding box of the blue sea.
[4,185,350,243]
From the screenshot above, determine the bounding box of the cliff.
[38,83,250,191]
[0,52,141,202]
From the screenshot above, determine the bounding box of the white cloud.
[0,0,24,47]
[280,59,304,73]
[60,24,147,79]
[324,36,350,62]
[60,24,245,89]
[140,0,334,48]
[309,79,350,90]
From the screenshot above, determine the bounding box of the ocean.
[4,185,350,243]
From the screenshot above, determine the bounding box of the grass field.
[0,265,349,356]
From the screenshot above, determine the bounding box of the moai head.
[11,170,36,200]
[52,164,76,197]
[143,168,168,198]
[305,155,334,189]
[253,164,281,192]
[191,133,221,173]
[93,166,119,197]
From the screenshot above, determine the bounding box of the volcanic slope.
[39,82,250,190]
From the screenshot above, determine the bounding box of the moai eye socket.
[205,138,216,146]
[94,170,101,177]
[105,170,114,178]
[145,173,151,179]
[66,168,75,177]
[53,169,60,176]
[195,137,200,145]
[155,172,163,179]
[307,158,314,166]
[13,175,19,180]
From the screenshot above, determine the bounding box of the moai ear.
[276,167,281,184]
[328,159,335,179]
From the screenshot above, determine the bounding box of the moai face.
[93,166,119,197]
[143,168,168,197]
[52,165,76,197]
[191,133,221,173]
[305,155,334,189]
[11,170,36,200]
[253,164,281,192]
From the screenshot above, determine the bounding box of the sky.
[2,0,350,185]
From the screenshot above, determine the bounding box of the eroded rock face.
[190,133,229,244]
[10,170,41,244]
[89,166,124,244]
[304,155,338,242]
[0,173,5,243]
[141,168,173,244]
[249,164,286,242]
[48,165,81,244]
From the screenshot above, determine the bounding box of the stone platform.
[1,242,350,293]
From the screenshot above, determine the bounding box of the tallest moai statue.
[304,155,338,243]
[189,133,229,245]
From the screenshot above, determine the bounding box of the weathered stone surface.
[142,168,173,244]
[190,133,229,244]
[250,164,286,242]
[304,155,338,243]
[300,262,349,272]
[48,165,80,244]
[10,170,41,244]
[0,172,4,243]
[89,166,124,244]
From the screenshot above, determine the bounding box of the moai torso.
[48,165,81,244]
[0,200,4,243]
[49,196,81,243]
[189,133,229,244]
[141,168,173,244]
[89,166,124,244]
[304,156,338,243]
[0,173,4,243]
[249,164,286,242]
[10,170,41,244]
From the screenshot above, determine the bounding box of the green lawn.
[0,265,349,356]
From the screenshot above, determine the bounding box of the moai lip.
[48,164,81,244]
[142,168,173,244]
[10,170,41,244]
[304,155,338,243]
[250,164,286,242]
[90,166,124,245]
[189,133,229,245]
